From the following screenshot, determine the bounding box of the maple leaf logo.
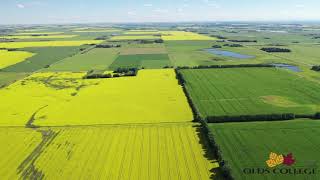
[283,153,295,166]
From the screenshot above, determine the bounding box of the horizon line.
[1,19,320,26]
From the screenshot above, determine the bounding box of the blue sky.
[1,0,320,24]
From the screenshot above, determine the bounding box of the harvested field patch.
[261,95,299,107]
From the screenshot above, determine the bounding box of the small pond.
[204,48,255,59]
[271,63,302,72]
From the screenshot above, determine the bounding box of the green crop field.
[180,67,320,118]
[46,48,120,71]
[0,72,29,88]
[165,41,220,67]
[2,46,86,72]
[209,119,320,180]
[109,54,171,69]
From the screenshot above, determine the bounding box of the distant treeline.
[223,44,243,47]
[212,45,222,48]
[95,44,121,48]
[261,47,291,53]
[176,64,275,70]
[95,36,108,40]
[311,65,320,71]
[228,39,257,43]
[84,68,139,79]
[0,48,18,51]
[211,35,228,39]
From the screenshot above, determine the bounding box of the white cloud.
[127,11,137,16]
[153,8,169,14]
[17,4,25,9]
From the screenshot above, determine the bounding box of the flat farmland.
[165,41,219,67]
[0,50,34,69]
[0,69,193,126]
[209,119,320,180]
[46,48,120,71]
[0,40,103,48]
[0,124,219,179]
[2,46,85,72]
[111,35,160,40]
[0,35,78,39]
[14,32,64,35]
[109,54,171,69]
[161,31,217,41]
[124,31,160,35]
[120,47,167,55]
[0,127,42,179]
[0,72,29,88]
[180,68,320,118]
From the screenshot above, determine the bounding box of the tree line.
[311,65,320,71]
[95,44,121,48]
[84,68,139,79]
[261,47,291,53]
[176,64,276,70]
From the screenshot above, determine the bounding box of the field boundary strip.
[0,122,198,129]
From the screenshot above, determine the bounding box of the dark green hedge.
[176,64,275,70]
[311,65,320,71]
[199,119,234,179]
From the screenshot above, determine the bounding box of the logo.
[242,152,316,176]
[266,152,295,168]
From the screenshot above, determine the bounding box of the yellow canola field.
[161,31,217,41]
[111,35,159,40]
[0,40,103,48]
[0,50,35,69]
[0,69,193,126]
[8,124,218,179]
[0,128,42,180]
[0,72,94,126]
[1,35,78,39]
